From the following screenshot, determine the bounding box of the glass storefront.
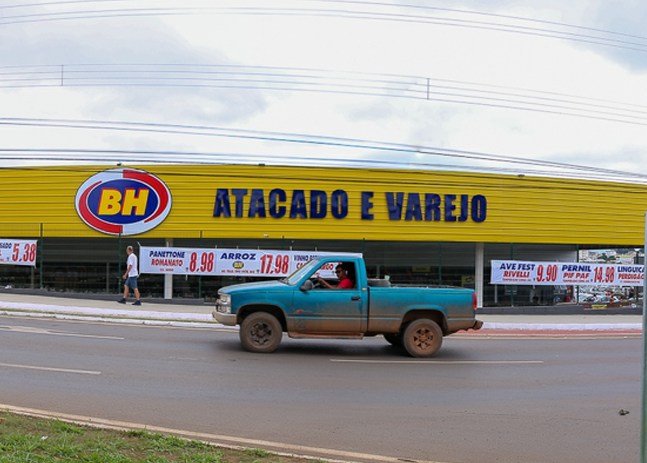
[0,236,583,306]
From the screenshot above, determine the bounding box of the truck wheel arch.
[400,309,448,334]
[237,304,287,331]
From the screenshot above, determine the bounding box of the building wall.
[1,165,646,245]
[0,235,577,306]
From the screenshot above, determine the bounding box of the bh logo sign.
[75,168,172,236]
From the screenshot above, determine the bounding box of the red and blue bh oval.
[75,168,172,236]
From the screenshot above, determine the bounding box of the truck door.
[291,261,367,335]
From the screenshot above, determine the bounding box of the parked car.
[583,295,634,309]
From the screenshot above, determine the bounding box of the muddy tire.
[239,312,283,353]
[402,319,443,358]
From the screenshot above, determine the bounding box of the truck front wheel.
[239,312,283,353]
[403,319,443,358]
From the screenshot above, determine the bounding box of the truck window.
[283,259,321,286]
[317,261,356,289]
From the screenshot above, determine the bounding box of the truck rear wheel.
[403,319,443,358]
[239,312,283,353]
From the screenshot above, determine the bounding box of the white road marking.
[454,332,641,339]
[0,362,101,375]
[0,325,124,339]
[0,312,230,329]
[330,359,544,365]
[0,404,453,463]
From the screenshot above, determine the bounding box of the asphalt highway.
[0,290,643,332]
[0,315,642,463]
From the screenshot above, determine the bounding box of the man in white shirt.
[118,245,141,305]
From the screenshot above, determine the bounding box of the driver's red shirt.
[339,277,354,289]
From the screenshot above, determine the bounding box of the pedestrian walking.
[118,245,141,305]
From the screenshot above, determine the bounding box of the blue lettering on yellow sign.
[213,189,486,222]
[385,192,485,222]
[269,188,286,218]
[214,188,349,219]
[290,190,307,218]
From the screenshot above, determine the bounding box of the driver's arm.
[319,276,343,289]
[317,276,331,289]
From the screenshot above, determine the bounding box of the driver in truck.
[318,263,355,289]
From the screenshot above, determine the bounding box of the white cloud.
[1,0,646,179]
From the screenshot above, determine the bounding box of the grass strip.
[0,411,327,463]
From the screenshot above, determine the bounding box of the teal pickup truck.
[213,254,482,357]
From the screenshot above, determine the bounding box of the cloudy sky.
[1,0,647,181]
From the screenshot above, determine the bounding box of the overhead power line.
[1,1,646,53]
[1,117,646,185]
[0,2,644,182]
[1,64,647,127]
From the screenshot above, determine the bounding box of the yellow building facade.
[1,164,646,245]
[0,164,644,306]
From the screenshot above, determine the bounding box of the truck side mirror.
[300,280,314,292]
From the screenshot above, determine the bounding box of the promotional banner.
[0,239,38,266]
[140,246,361,277]
[490,260,644,286]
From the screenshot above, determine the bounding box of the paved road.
[0,315,641,463]
[0,291,643,332]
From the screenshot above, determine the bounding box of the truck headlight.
[216,293,231,313]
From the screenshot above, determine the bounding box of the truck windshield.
[281,259,321,286]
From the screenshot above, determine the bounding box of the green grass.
[0,411,327,463]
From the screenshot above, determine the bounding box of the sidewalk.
[0,291,216,327]
[0,290,643,332]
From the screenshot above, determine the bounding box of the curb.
[0,310,225,329]
[0,301,213,323]
[0,301,642,332]
[482,322,642,331]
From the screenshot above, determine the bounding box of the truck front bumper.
[212,310,237,326]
